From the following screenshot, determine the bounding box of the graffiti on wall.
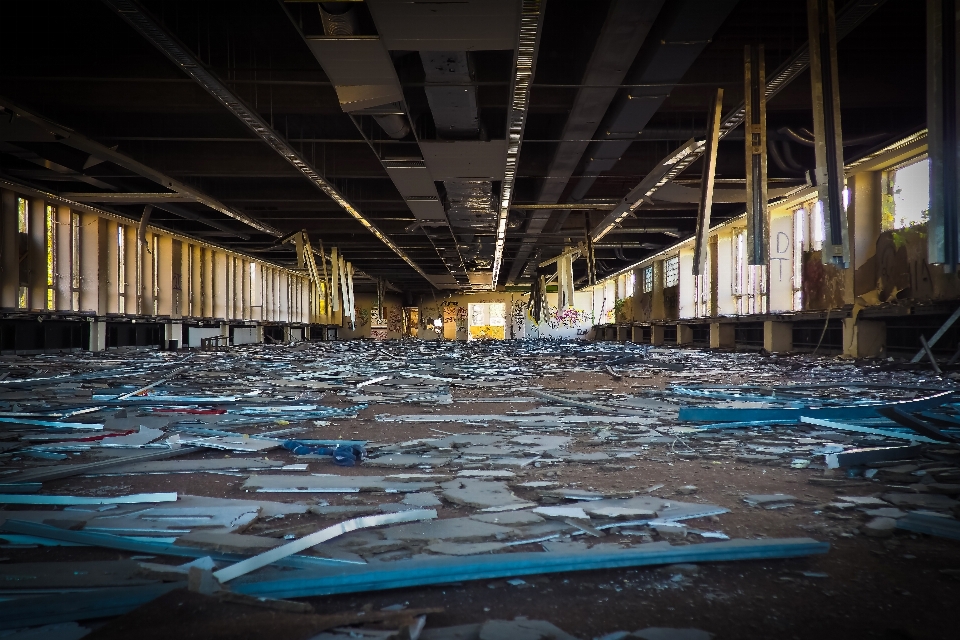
[354,307,371,329]
[387,306,403,334]
[546,306,591,330]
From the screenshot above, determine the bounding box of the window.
[71,212,81,311]
[883,157,929,230]
[642,266,653,293]
[18,198,28,309]
[17,198,27,234]
[45,205,55,310]
[734,230,746,296]
[626,271,636,297]
[811,201,824,251]
[664,256,679,288]
[152,235,159,315]
[793,208,805,310]
[118,226,126,314]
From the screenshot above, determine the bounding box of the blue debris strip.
[0,341,958,637]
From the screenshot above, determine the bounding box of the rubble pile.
[0,340,957,638]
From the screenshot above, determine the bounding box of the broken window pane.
[664,255,679,288]
[885,157,930,230]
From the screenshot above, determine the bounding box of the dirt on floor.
[0,340,958,640]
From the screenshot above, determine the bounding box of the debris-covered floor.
[1,341,959,640]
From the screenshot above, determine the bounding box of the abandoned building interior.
[0,0,959,638]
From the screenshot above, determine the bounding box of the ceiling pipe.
[318,3,360,36]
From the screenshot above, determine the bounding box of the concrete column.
[262,267,271,322]
[844,318,885,358]
[280,272,290,322]
[79,213,104,314]
[300,277,307,323]
[651,324,665,346]
[631,325,644,343]
[165,322,182,350]
[250,262,262,321]
[190,245,202,318]
[141,232,156,316]
[173,240,193,318]
[291,276,299,324]
[232,257,241,319]
[271,267,278,322]
[764,321,792,353]
[651,260,665,320]
[224,254,235,320]
[236,258,244,320]
[213,251,227,319]
[122,225,137,315]
[677,324,693,345]
[0,189,17,309]
[105,220,120,314]
[172,240,182,318]
[88,319,106,352]
[849,171,882,298]
[28,198,46,310]
[201,247,213,318]
[241,259,251,320]
[156,235,174,317]
[296,276,302,323]
[710,323,735,348]
[55,205,73,311]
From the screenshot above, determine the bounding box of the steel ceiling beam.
[504,0,663,285]
[0,96,276,238]
[103,0,434,288]
[589,0,888,243]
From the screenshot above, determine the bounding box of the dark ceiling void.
[0,0,927,292]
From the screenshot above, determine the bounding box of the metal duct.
[570,0,740,201]
[103,0,432,283]
[445,180,496,232]
[421,51,480,138]
[318,3,411,141]
[372,114,411,139]
[319,3,360,37]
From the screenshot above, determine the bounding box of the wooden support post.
[693,89,724,276]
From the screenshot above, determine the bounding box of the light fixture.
[490,0,544,290]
